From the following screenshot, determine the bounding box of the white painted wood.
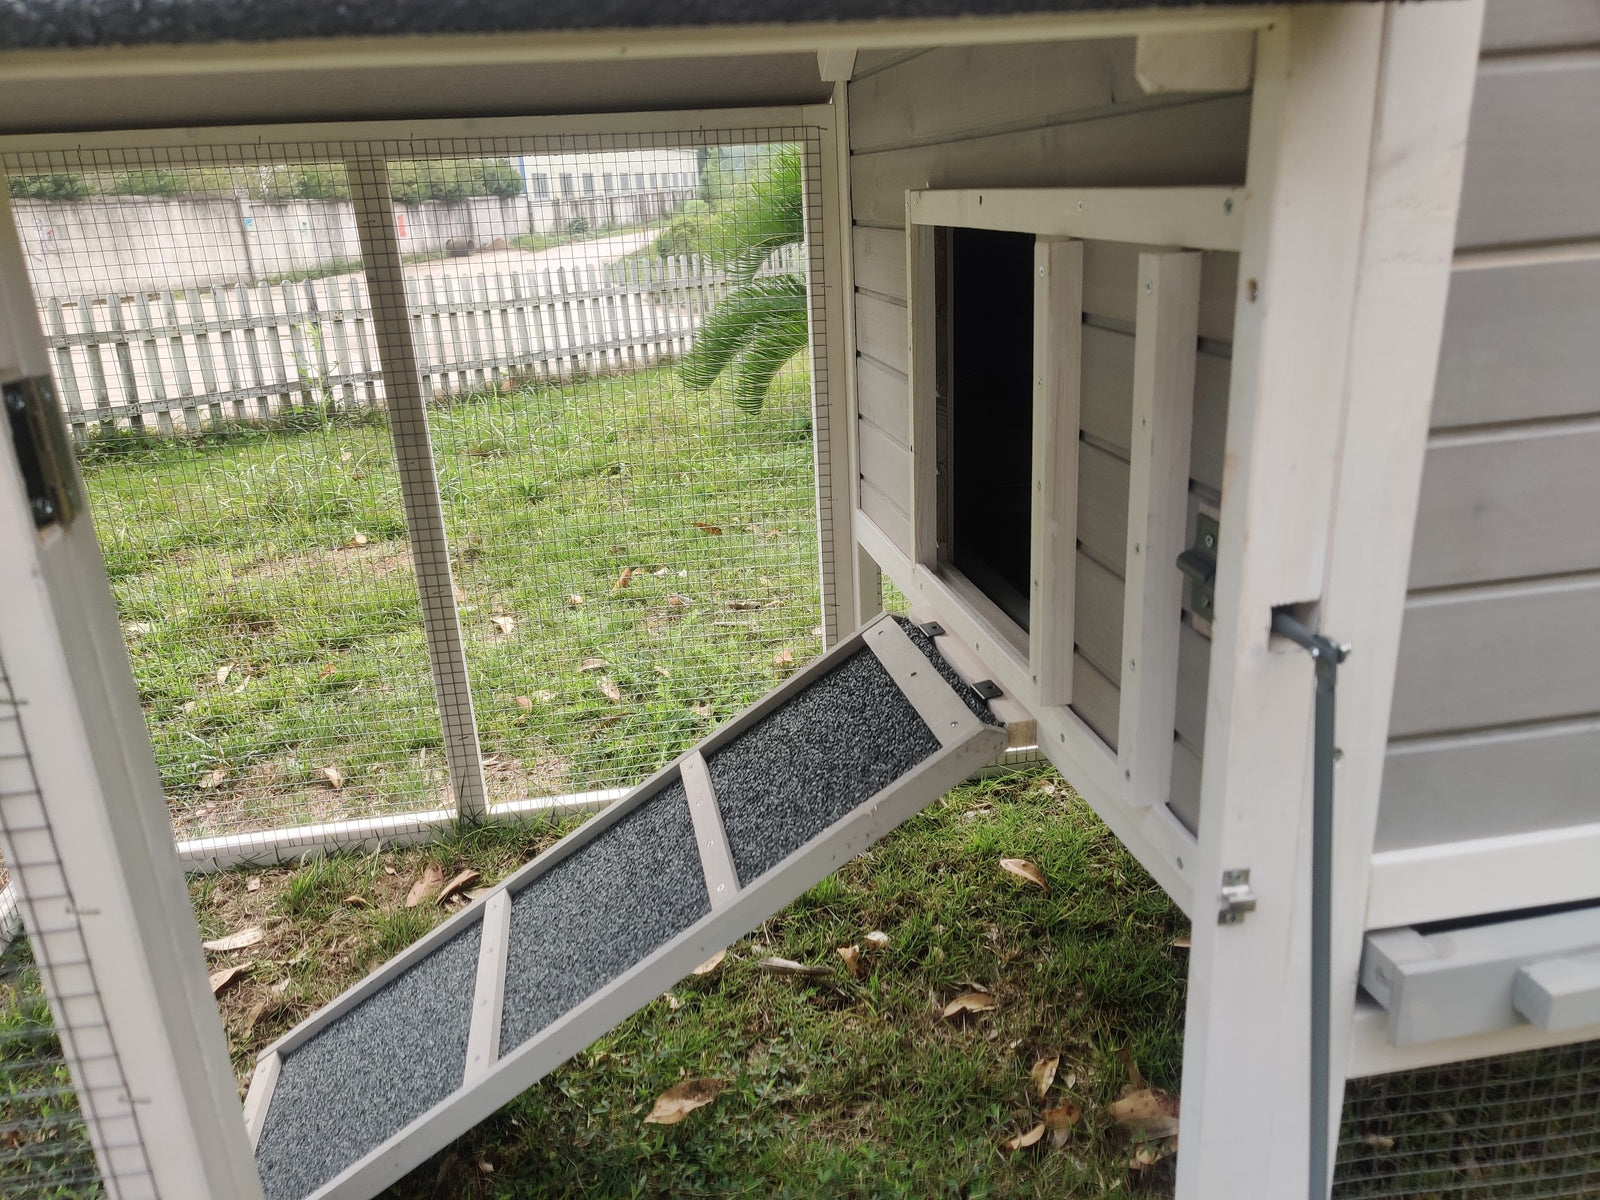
[908,186,1244,252]
[1347,995,1600,1078]
[1077,441,1130,570]
[1119,251,1200,808]
[1074,550,1124,681]
[852,224,907,299]
[347,157,488,821]
[682,751,739,908]
[855,352,909,443]
[1367,819,1600,931]
[462,892,511,1086]
[905,221,938,567]
[1482,0,1600,53]
[854,289,908,375]
[857,416,911,506]
[1084,242,1239,343]
[818,49,858,83]
[860,476,912,555]
[1135,31,1256,94]
[242,1052,282,1150]
[1175,10,1390,1199]
[1029,237,1083,707]
[0,184,263,1200]
[907,607,1038,749]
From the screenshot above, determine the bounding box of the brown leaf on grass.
[942,990,998,1018]
[320,765,344,790]
[1363,1132,1396,1151]
[999,858,1049,892]
[203,927,264,953]
[534,689,556,703]
[837,945,864,978]
[1044,1101,1083,1146]
[643,1078,725,1125]
[691,702,714,717]
[756,956,830,977]
[490,615,516,635]
[1031,1054,1060,1099]
[270,977,292,996]
[342,895,371,909]
[772,648,795,667]
[199,767,228,790]
[1170,935,1192,949]
[864,930,891,950]
[613,567,633,591]
[690,522,722,536]
[566,593,585,607]
[1130,1139,1177,1171]
[246,876,261,892]
[579,657,609,671]
[691,950,726,976]
[437,870,481,904]
[666,593,688,607]
[653,665,671,678]
[1116,1046,1148,1089]
[240,999,274,1039]
[352,531,369,546]
[216,664,232,685]
[1109,1087,1181,1139]
[209,962,251,994]
[599,677,623,703]
[726,600,761,611]
[406,864,444,909]
[1003,1122,1046,1152]
[318,662,338,680]
[514,695,534,711]
[664,993,682,1011]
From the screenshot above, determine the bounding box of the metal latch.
[4,375,79,530]
[1176,514,1219,620]
[1217,868,1257,924]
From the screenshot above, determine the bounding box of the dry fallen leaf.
[198,766,228,790]
[664,993,682,1011]
[864,930,891,950]
[837,945,864,978]
[999,858,1049,892]
[215,664,232,685]
[614,566,633,591]
[756,956,830,977]
[209,962,251,995]
[318,662,338,680]
[1130,1140,1176,1171]
[270,977,292,995]
[566,593,585,607]
[1362,1132,1396,1151]
[203,927,264,953]
[1004,1122,1046,1152]
[643,1078,725,1125]
[1044,1101,1083,1146]
[599,677,623,703]
[691,702,714,717]
[352,531,369,546]
[240,999,272,1039]
[654,665,671,678]
[666,593,688,607]
[691,950,726,976]
[383,864,397,876]
[691,522,722,536]
[246,876,261,893]
[726,600,761,611]
[1031,1054,1060,1099]
[406,864,444,909]
[1109,1087,1181,1139]
[579,657,609,671]
[478,1160,494,1174]
[342,895,371,909]
[437,869,481,904]
[320,764,344,790]
[1171,935,1192,949]
[515,695,534,711]
[491,615,516,635]
[772,648,795,667]
[942,990,998,1019]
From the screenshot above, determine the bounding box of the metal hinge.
[1217,868,1257,925]
[1176,513,1219,621]
[4,375,79,530]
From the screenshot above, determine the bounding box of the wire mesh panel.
[1335,1040,1600,1198]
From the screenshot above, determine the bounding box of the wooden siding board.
[1389,574,1600,738]
[854,290,907,375]
[859,480,912,558]
[1379,718,1600,851]
[1070,653,1120,750]
[1456,54,1600,249]
[847,39,1145,154]
[856,352,909,443]
[1432,257,1600,428]
[1084,242,1239,342]
[852,225,907,299]
[1481,0,1600,54]
[1077,439,1130,571]
[857,417,912,511]
[1409,423,1600,590]
[850,93,1252,227]
[1075,551,1124,682]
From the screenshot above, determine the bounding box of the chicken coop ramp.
[241,613,1011,1200]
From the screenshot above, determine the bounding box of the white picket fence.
[37,251,779,438]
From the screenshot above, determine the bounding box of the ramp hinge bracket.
[917,621,945,638]
[4,375,79,530]
[1217,868,1257,924]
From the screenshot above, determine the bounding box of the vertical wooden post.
[1029,236,1084,707]
[1119,250,1200,804]
[346,156,488,822]
[906,220,939,570]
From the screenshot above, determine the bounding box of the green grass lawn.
[80,365,819,838]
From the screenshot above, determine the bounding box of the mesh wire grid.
[1335,1039,1600,1200]
[3,128,830,850]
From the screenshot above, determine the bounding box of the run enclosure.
[3,2,1599,1199]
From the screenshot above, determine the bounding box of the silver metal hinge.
[1217,868,1257,925]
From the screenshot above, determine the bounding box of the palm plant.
[678,147,808,411]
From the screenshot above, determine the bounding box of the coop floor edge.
[240,612,1011,1200]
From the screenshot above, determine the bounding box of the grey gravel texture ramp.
[707,645,938,886]
[254,921,483,1200]
[498,780,709,1054]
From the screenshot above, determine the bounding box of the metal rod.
[1270,609,1349,1200]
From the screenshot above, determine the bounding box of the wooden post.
[346,156,488,822]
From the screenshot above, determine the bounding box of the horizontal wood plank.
[852,225,907,298]
[1175,619,1209,749]
[1077,439,1130,570]
[859,480,912,558]
[855,351,909,442]
[1084,242,1238,342]
[1379,716,1600,851]
[857,416,912,510]
[1410,421,1600,590]
[850,93,1251,227]
[1433,255,1600,427]
[1457,53,1600,249]
[1481,0,1600,54]
[1075,551,1125,682]
[848,39,1143,154]
[1390,573,1600,737]
[854,290,908,375]
[1070,652,1120,750]
[1169,740,1202,834]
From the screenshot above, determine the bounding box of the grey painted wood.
[855,290,908,375]
[1379,717,1600,851]
[857,416,912,511]
[852,225,907,299]
[1432,257,1600,428]
[1084,243,1238,343]
[856,352,909,443]
[1169,740,1202,835]
[1482,0,1600,53]
[1070,652,1120,750]
[1390,574,1600,738]
[1456,55,1600,249]
[1075,551,1125,682]
[1175,620,1209,749]
[1078,440,1130,571]
[850,93,1251,226]
[1410,422,1600,590]
[848,39,1145,154]
[851,48,929,81]
[860,476,912,556]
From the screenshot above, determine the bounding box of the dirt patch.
[240,540,413,583]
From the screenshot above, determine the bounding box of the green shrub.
[8,172,91,201]
[111,170,187,197]
[388,158,523,204]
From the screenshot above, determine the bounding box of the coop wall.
[1378,0,1600,852]
[845,38,1249,830]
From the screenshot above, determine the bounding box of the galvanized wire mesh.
[4,127,829,848]
[1335,1039,1600,1198]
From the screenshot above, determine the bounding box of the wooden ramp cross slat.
[243,614,1011,1200]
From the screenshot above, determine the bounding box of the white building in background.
[513,147,701,203]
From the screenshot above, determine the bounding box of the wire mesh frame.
[0,112,847,873]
